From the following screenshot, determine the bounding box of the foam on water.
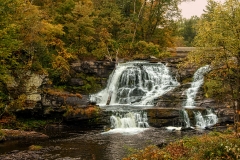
[101,128,148,135]
[102,111,149,135]
[90,61,179,106]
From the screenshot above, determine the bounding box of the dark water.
[0,126,207,160]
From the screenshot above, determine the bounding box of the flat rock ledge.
[1,129,49,141]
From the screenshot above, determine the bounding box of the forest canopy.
[0,0,195,108]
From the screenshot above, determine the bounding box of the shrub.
[123,132,240,160]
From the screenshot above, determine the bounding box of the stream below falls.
[0,125,215,160]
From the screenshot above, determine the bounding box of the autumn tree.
[0,0,68,110]
[184,0,240,135]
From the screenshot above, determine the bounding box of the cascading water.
[110,112,149,129]
[167,65,218,130]
[184,65,211,108]
[103,111,149,135]
[90,61,179,107]
[181,109,191,128]
[194,109,218,129]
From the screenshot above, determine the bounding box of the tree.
[178,16,199,46]
[54,0,95,58]
[184,0,240,135]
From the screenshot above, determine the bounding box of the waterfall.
[184,65,211,108]
[102,111,149,135]
[194,109,218,129]
[90,61,179,106]
[110,111,149,129]
[181,109,191,128]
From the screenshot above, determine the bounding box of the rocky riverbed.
[0,125,226,160]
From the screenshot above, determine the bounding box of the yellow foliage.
[40,20,64,36]
[9,94,27,111]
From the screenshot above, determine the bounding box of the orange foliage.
[64,105,100,118]
[165,140,189,159]
[123,145,172,160]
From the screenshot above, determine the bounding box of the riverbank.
[123,128,239,160]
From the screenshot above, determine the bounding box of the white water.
[182,109,191,128]
[102,111,149,135]
[168,65,217,130]
[194,109,218,129]
[90,61,179,106]
[166,126,182,131]
[184,65,211,108]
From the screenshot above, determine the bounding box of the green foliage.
[17,119,53,131]
[204,79,230,100]
[135,41,160,56]
[178,16,199,46]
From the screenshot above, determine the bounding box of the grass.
[123,130,240,160]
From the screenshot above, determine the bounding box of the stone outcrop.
[7,55,234,128]
[11,61,115,126]
[146,108,180,127]
[70,61,115,88]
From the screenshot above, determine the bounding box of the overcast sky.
[179,0,225,19]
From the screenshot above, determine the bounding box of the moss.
[29,145,43,151]
[182,77,193,84]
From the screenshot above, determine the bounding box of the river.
[0,125,208,160]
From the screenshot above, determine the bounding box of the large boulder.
[146,108,180,127]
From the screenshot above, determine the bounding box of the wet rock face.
[154,83,191,108]
[146,108,180,127]
[70,61,116,87]
[41,93,89,108]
